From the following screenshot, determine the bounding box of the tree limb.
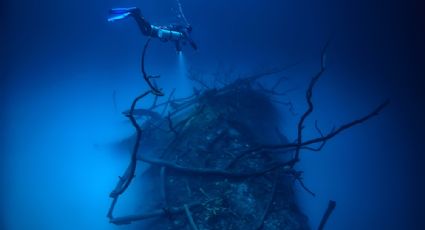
[242,99,389,160]
[141,39,163,96]
[293,41,329,164]
[317,200,336,230]
[109,203,202,225]
[138,155,287,178]
[108,39,165,222]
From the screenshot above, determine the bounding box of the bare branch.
[248,100,390,154]
[256,173,278,230]
[109,203,202,225]
[244,63,299,83]
[255,76,295,96]
[184,204,200,230]
[108,39,166,222]
[160,88,176,116]
[167,111,179,136]
[188,67,210,89]
[293,41,329,163]
[301,121,327,152]
[290,170,315,197]
[110,91,151,199]
[318,200,337,230]
[107,197,119,219]
[149,95,159,110]
[141,39,163,96]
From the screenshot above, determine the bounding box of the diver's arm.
[175,41,182,52]
[180,30,197,50]
[184,34,197,50]
[187,38,198,50]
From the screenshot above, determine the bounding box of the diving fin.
[108,7,140,22]
[109,7,139,15]
[107,12,131,22]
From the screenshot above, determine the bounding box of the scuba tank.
[151,25,185,42]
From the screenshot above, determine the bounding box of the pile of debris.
[106,40,387,230]
[129,83,310,230]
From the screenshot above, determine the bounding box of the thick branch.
[141,39,163,96]
[110,91,151,199]
[108,39,165,221]
[110,203,202,225]
[138,155,286,178]
[317,200,336,230]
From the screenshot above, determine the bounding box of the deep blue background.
[1,0,424,229]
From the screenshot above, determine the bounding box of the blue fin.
[107,12,131,22]
[109,7,138,15]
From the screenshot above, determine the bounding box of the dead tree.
[106,39,389,229]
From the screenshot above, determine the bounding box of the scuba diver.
[108,7,198,52]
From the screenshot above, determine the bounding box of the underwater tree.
[106,39,389,230]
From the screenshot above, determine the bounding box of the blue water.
[1,0,424,229]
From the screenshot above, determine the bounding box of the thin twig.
[301,121,328,152]
[160,167,168,207]
[184,204,199,230]
[293,41,329,164]
[290,170,315,196]
[160,88,176,116]
[141,39,163,96]
[256,173,278,230]
[149,94,159,110]
[296,177,315,196]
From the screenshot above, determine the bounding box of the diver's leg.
[109,7,152,36]
[129,9,152,36]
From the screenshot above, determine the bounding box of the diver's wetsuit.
[109,7,197,51]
